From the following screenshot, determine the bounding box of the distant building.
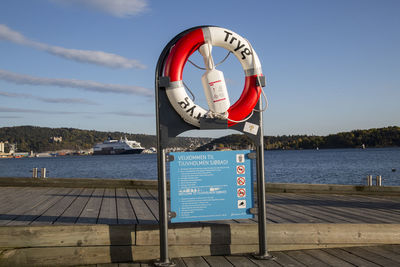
[50,136,63,143]
[0,142,4,153]
[9,143,16,154]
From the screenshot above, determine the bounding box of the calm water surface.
[1,148,399,186]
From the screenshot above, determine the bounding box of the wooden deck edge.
[0,177,159,189]
[266,182,400,195]
[1,223,400,265]
[1,177,400,195]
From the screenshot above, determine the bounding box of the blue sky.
[0,0,399,137]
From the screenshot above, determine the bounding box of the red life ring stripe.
[164,28,204,82]
[163,27,262,127]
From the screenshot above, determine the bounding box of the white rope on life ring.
[163,26,263,127]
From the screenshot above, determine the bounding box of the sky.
[0,0,399,138]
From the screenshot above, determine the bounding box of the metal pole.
[32,168,38,178]
[254,101,273,259]
[154,148,173,266]
[367,175,372,186]
[40,168,46,178]
[376,175,382,186]
[155,59,174,266]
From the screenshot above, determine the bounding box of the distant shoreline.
[1,125,399,153]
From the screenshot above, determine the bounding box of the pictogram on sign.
[238,200,246,209]
[236,165,245,174]
[236,154,245,163]
[237,177,246,186]
[237,188,246,198]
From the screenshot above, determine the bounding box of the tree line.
[0,126,211,153]
[0,125,398,153]
[196,126,400,151]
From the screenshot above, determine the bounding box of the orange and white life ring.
[163,26,263,127]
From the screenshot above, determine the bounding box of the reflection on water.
[1,148,399,186]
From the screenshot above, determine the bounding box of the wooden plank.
[365,196,400,216]
[342,246,400,266]
[8,187,74,226]
[54,188,95,224]
[0,187,54,215]
[0,187,69,225]
[267,193,355,223]
[309,193,400,223]
[225,255,258,267]
[335,195,400,222]
[203,256,233,267]
[285,250,330,267]
[263,251,306,267]
[321,248,380,267]
[265,205,312,223]
[265,209,293,223]
[0,177,160,189]
[118,263,141,267]
[275,193,367,223]
[116,188,137,225]
[0,246,132,266]
[2,245,400,267]
[182,256,210,267]
[97,188,117,225]
[171,257,187,267]
[360,246,400,263]
[380,244,400,254]
[30,187,83,225]
[303,249,354,266]
[76,188,105,224]
[0,187,30,207]
[291,193,387,223]
[266,203,327,223]
[126,189,157,224]
[0,224,135,248]
[96,263,118,267]
[136,189,159,221]
[247,255,282,267]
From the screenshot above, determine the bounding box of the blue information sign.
[169,150,254,223]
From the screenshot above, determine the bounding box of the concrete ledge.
[1,177,400,195]
[1,223,400,265]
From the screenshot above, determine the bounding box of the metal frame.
[154,26,272,265]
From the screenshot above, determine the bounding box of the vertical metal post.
[40,168,46,178]
[254,101,273,259]
[32,168,38,178]
[155,72,174,266]
[376,175,382,186]
[367,175,373,186]
[155,148,173,266]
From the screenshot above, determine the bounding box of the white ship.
[93,136,145,155]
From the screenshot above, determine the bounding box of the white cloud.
[0,107,79,115]
[0,90,98,105]
[0,24,146,69]
[109,111,154,117]
[0,69,153,97]
[50,0,148,18]
[0,115,22,119]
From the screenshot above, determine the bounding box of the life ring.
[163,26,263,127]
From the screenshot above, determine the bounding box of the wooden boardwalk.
[1,186,400,225]
[81,245,400,266]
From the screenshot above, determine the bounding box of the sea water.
[0,148,399,186]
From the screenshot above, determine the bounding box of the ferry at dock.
[93,136,145,155]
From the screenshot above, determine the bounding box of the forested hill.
[196,126,400,151]
[1,125,399,153]
[0,126,211,153]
